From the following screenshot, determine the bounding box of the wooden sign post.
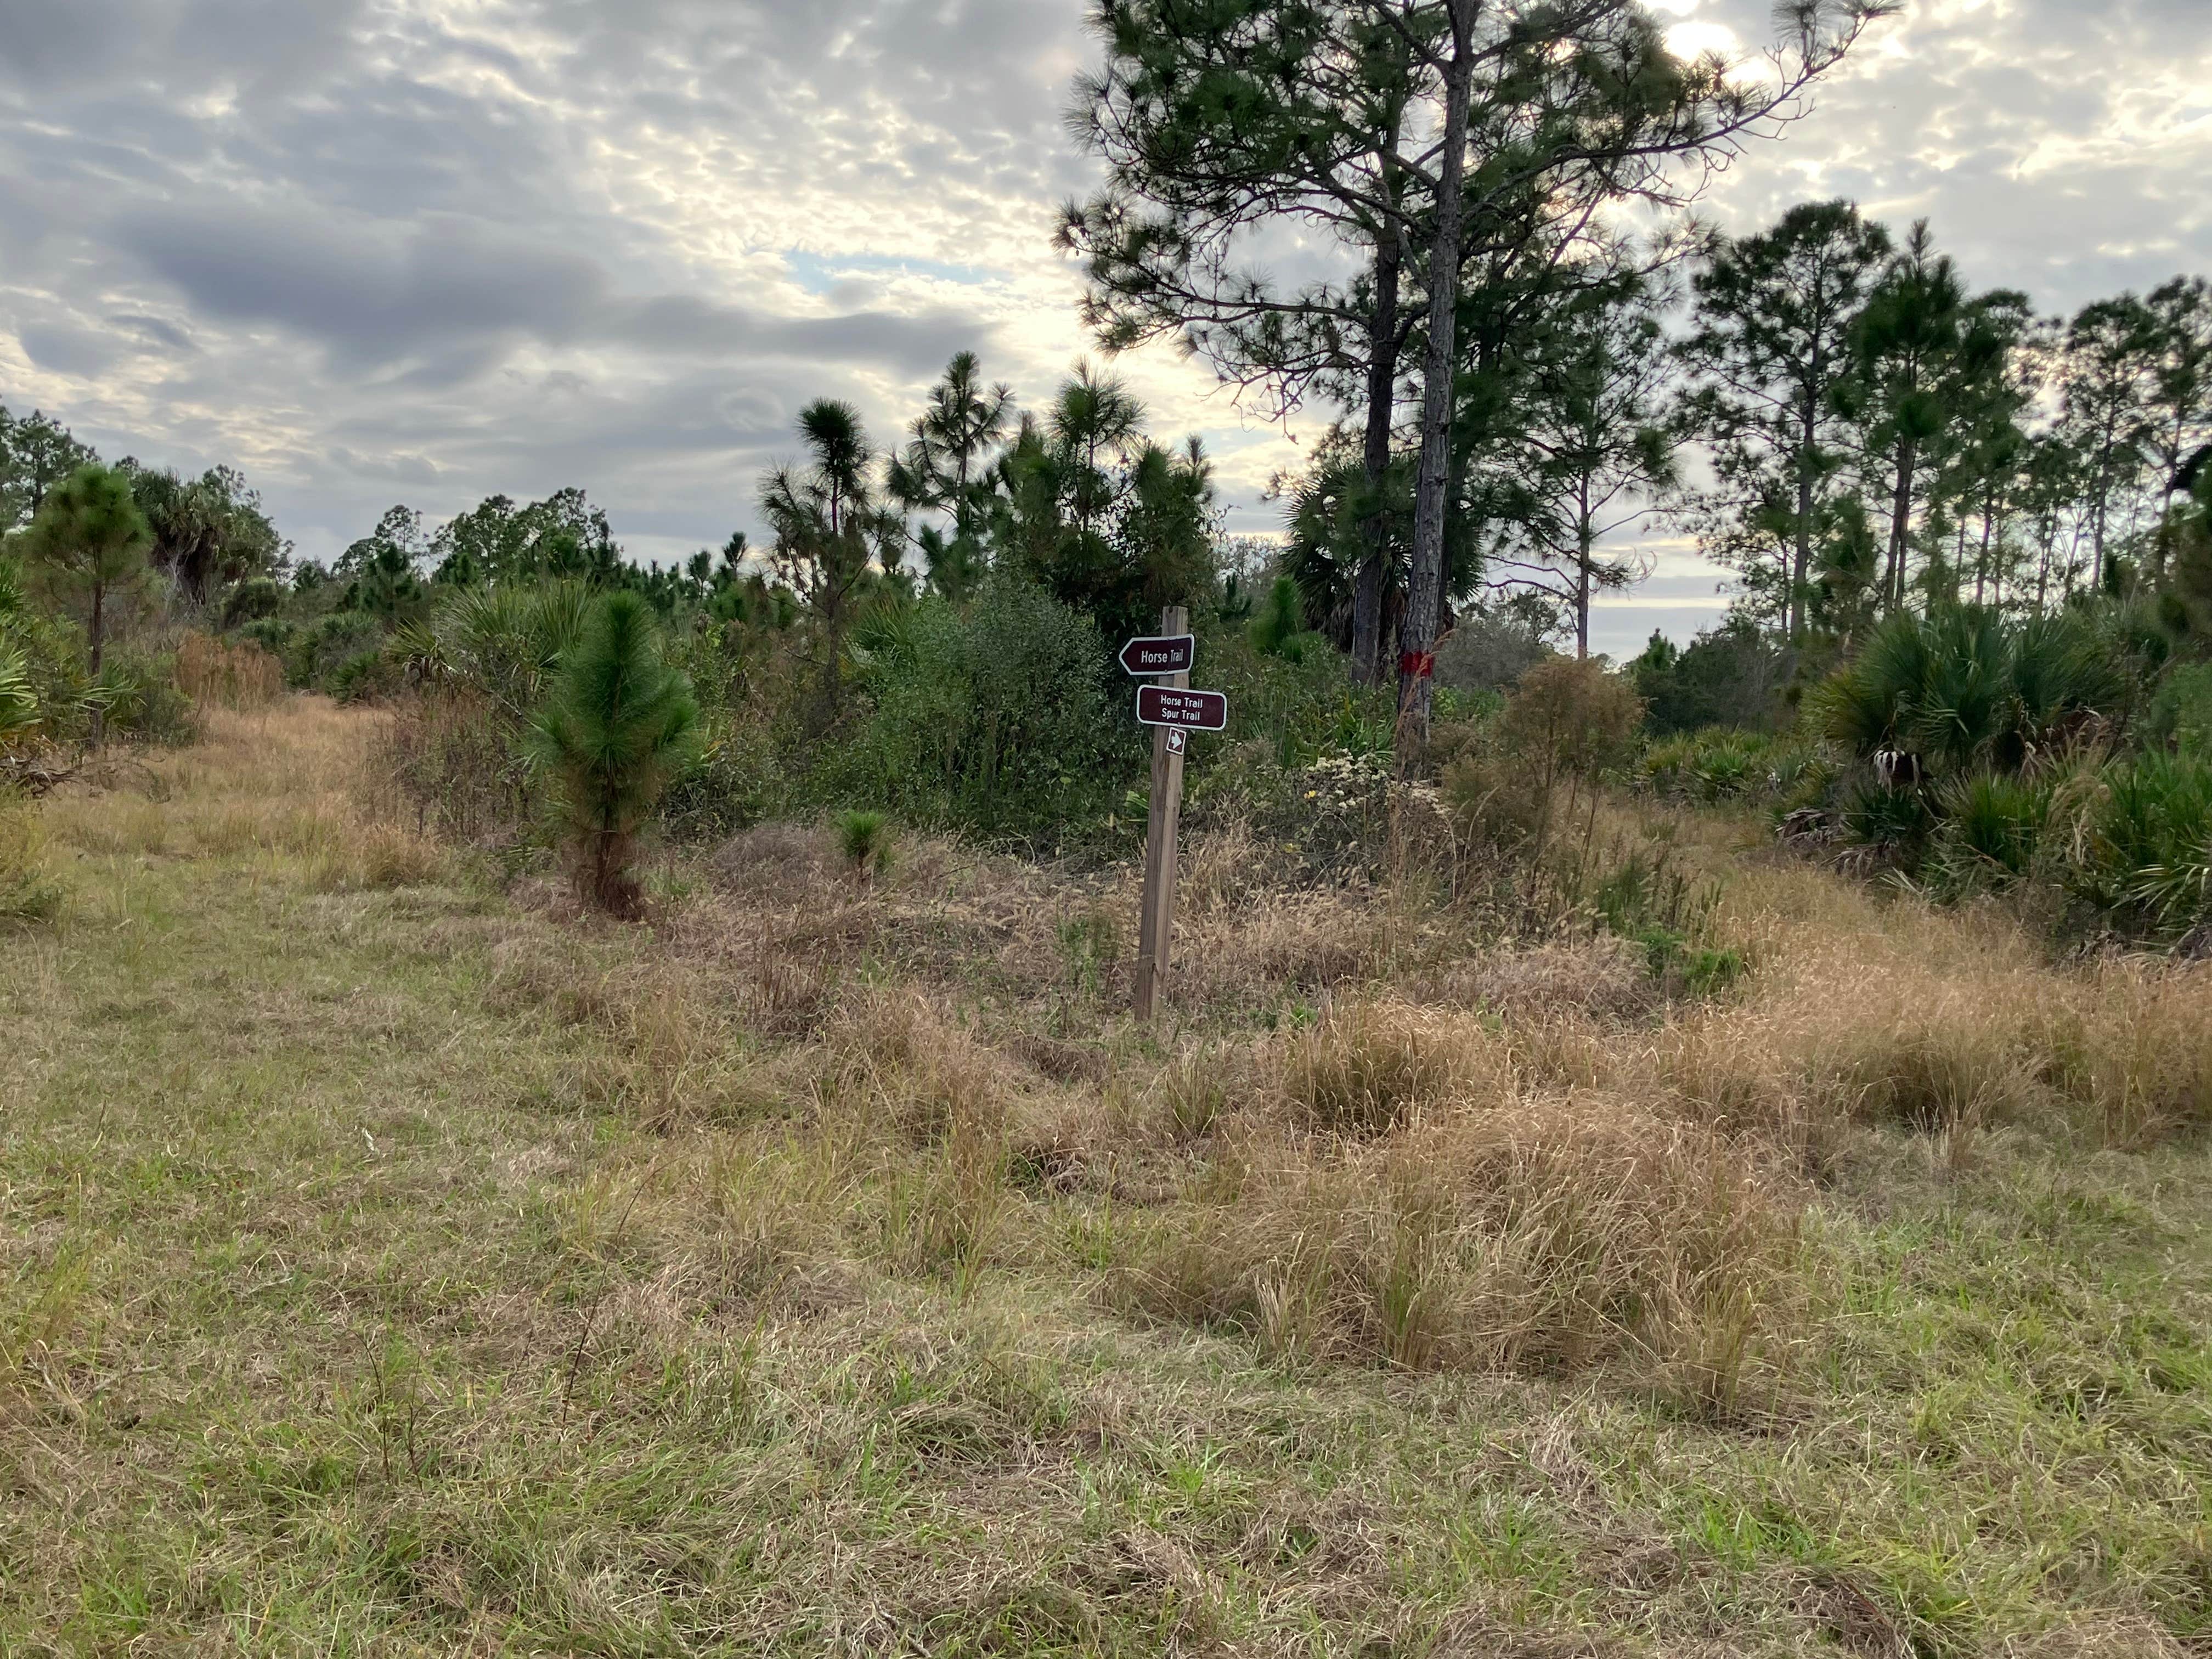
[1133,605,1189,1021]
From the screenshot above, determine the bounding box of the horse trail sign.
[1119,633,1196,676]
[1136,685,1229,731]
[1122,613,1229,1020]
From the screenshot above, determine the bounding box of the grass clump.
[1111,1096,1795,1404]
[0,794,63,922]
[1276,1000,1509,1137]
[174,631,285,712]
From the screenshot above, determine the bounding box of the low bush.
[0,640,35,752]
[1585,846,1745,995]
[1839,777,1938,858]
[1191,744,1432,883]
[88,645,195,746]
[1928,770,2048,888]
[831,580,1132,848]
[286,611,383,691]
[2058,750,2212,936]
[1808,605,2120,774]
[1636,726,1832,808]
[1498,657,1644,778]
[328,648,398,705]
[371,686,527,845]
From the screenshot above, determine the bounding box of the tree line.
[1052,0,2211,716]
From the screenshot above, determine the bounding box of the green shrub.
[400,582,592,722]
[658,716,791,840]
[1931,771,2048,887]
[1201,628,1388,771]
[1631,621,1790,735]
[88,646,195,745]
[221,577,287,628]
[833,580,1131,845]
[290,611,382,690]
[1587,846,1741,994]
[1634,727,1825,805]
[2064,752,2212,935]
[1248,576,1318,663]
[239,617,297,661]
[328,650,396,705]
[1808,605,2121,775]
[0,639,36,750]
[2146,659,2212,758]
[1841,778,1937,855]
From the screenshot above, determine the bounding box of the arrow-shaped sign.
[1119,633,1197,676]
[1136,685,1228,731]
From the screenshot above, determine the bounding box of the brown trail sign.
[1135,685,1228,731]
[1119,633,1197,676]
[1128,611,1229,1020]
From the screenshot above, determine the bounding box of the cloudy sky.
[1,0,2207,654]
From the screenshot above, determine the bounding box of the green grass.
[3,706,2209,1655]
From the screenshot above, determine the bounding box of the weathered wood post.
[1133,603,1189,1020]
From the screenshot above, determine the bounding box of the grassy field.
[3,699,2210,1656]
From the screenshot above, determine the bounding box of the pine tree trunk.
[1884,437,1917,612]
[88,577,106,747]
[1576,555,1592,662]
[1577,480,1593,661]
[1793,377,1818,640]
[1397,0,1477,746]
[1351,232,1403,686]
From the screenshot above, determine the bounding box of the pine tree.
[888,353,1016,586]
[21,464,154,743]
[760,400,902,714]
[2060,294,2160,588]
[527,591,699,918]
[0,409,98,532]
[1675,201,1892,639]
[1500,270,1677,658]
[1842,222,1971,613]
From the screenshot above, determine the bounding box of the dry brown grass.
[1651,870,2212,1154]
[1109,1095,1793,1404]
[13,703,2212,1654]
[0,793,64,922]
[1273,997,1516,1136]
[173,630,284,711]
